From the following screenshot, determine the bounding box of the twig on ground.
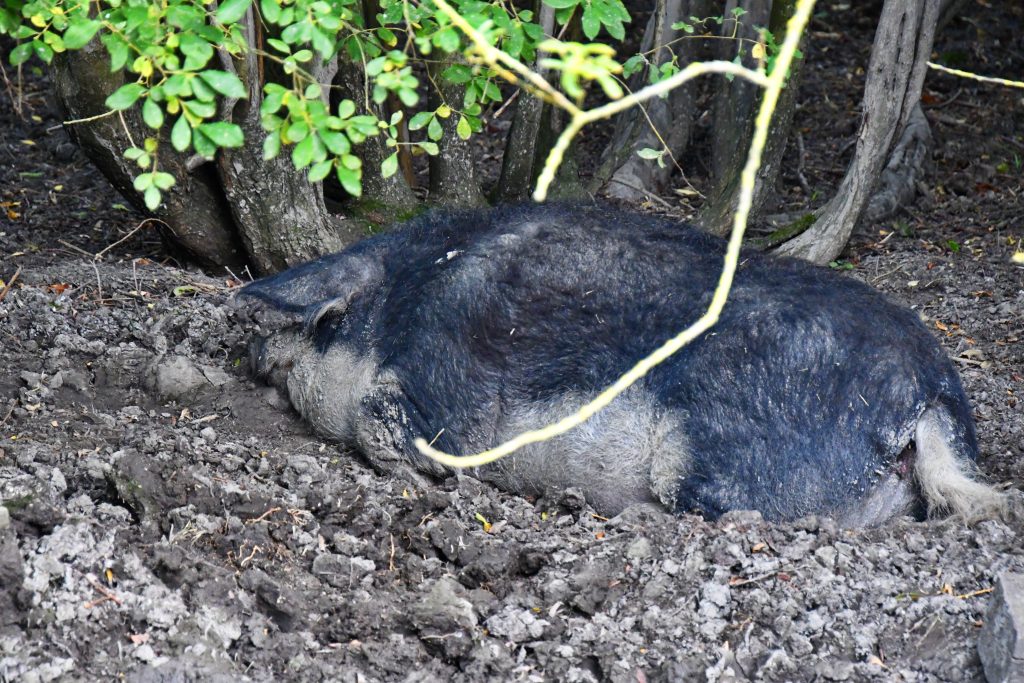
[0,267,21,303]
[96,218,166,259]
[57,239,94,259]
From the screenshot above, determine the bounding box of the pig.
[237,202,1004,525]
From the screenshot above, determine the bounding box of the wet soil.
[1,2,1023,681]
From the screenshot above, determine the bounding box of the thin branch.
[533,60,770,201]
[927,62,1024,89]
[428,0,582,116]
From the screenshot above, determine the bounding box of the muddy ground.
[2,2,1024,681]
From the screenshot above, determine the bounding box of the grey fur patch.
[478,389,690,516]
[284,344,377,443]
[838,475,916,527]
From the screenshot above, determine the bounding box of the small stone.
[718,509,764,528]
[626,537,653,561]
[199,427,217,444]
[978,572,1024,683]
[144,355,207,402]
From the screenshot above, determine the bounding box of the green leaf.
[179,34,214,70]
[142,97,164,129]
[434,27,459,53]
[192,128,217,158]
[320,131,350,155]
[311,26,334,58]
[336,165,361,197]
[397,87,418,107]
[32,40,53,64]
[441,64,472,84]
[133,174,153,192]
[380,152,398,179]
[418,141,439,155]
[63,19,101,50]
[9,43,33,66]
[184,99,216,119]
[427,116,443,141]
[199,70,247,98]
[284,120,309,143]
[481,80,501,102]
[198,122,244,148]
[292,134,314,168]
[261,90,284,115]
[0,8,18,34]
[266,38,290,54]
[152,172,176,190]
[143,185,161,211]
[101,34,130,71]
[637,147,662,159]
[105,83,146,111]
[337,99,356,119]
[260,0,281,23]
[191,76,216,102]
[308,159,332,182]
[217,0,253,25]
[604,18,625,40]
[456,116,471,140]
[543,0,579,8]
[408,111,433,131]
[581,8,600,39]
[263,133,281,160]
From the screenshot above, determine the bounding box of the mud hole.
[2,2,1024,681]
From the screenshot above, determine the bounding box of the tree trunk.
[698,0,802,236]
[51,44,248,272]
[217,12,365,274]
[428,56,486,207]
[496,3,586,202]
[862,103,931,224]
[777,0,939,264]
[592,0,703,202]
[331,58,419,224]
[495,2,555,202]
[709,0,772,181]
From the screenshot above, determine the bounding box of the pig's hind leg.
[845,403,1006,526]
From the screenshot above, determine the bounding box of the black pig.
[238,203,1003,525]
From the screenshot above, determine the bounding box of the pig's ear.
[235,251,383,315]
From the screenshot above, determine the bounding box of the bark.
[592,0,702,201]
[51,44,247,272]
[777,0,940,264]
[331,58,419,223]
[709,0,772,181]
[862,103,931,223]
[496,4,586,201]
[495,3,555,202]
[496,88,546,201]
[217,12,366,274]
[427,56,486,207]
[698,0,802,236]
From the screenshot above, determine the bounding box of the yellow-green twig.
[415,0,817,470]
[533,59,769,201]
[927,62,1024,89]
[429,0,581,116]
